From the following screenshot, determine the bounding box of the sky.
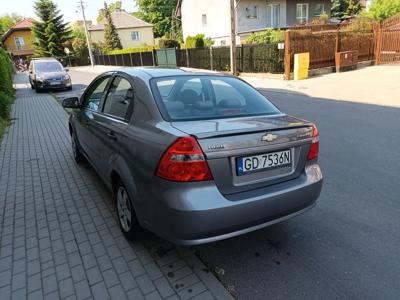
[0,0,137,24]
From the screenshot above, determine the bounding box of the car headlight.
[63,74,70,80]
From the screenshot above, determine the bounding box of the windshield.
[150,75,281,121]
[35,61,63,73]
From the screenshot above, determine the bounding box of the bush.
[159,39,180,49]
[185,34,206,48]
[0,48,15,139]
[365,0,400,21]
[108,45,158,55]
[246,29,285,44]
[342,16,376,32]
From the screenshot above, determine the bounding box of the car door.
[73,74,112,165]
[89,74,134,178]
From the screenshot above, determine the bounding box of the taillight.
[156,136,213,182]
[307,125,319,161]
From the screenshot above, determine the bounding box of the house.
[1,19,35,59]
[175,0,331,45]
[89,10,155,48]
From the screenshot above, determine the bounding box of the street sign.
[64,47,70,55]
[277,43,284,50]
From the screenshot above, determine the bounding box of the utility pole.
[79,0,95,67]
[229,0,237,75]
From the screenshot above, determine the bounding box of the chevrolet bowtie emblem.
[262,133,278,142]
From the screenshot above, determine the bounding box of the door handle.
[107,131,117,140]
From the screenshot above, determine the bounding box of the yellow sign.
[294,52,310,80]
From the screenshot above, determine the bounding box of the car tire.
[35,82,42,93]
[71,131,85,164]
[115,181,141,240]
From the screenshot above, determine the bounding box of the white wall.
[236,0,287,32]
[181,0,231,45]
[90,27,155,49]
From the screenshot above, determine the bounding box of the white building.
[175,0,331,45]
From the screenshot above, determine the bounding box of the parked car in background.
[62,67,323,245]
[29,58,72,93]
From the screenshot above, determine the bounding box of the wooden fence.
[375,14,400,64]
[284,29,375,79]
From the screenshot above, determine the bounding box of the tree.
[332,0,362,19]
[103,2,122,51]
[366,0,400,21]
[134,0,177,38]
[64,26,90,65]
[0,14,23,40]
[32,0,71,57]
[97,1,122,23]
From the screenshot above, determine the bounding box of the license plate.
[50,81,60,85]
[237,149,291,175]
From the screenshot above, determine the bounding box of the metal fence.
[93,43,284,74]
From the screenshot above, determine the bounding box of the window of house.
[14,37,25,50]
[314,4,325,17]
[266,4,280,28]
[131,31,140,41]
[296,3,309,24]
[245,6,258,19]
[202,14,207,26]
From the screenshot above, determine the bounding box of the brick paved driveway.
[0,74,232,300]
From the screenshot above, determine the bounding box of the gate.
[155,48,177,67]
[376,14,400,65]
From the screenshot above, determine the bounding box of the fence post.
[152,49,156,66]
[240,44,244,72]
[185,48,190,67]
[209,47,213,70]
[139,51,143,66]
[375,23,383,65]
[284,30,291,80]
[335,28,340,53]
[128,53,133,66]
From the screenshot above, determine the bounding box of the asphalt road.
[66,69,400,300]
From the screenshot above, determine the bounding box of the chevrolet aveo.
[62,68,323,245]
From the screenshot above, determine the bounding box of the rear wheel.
[115,182,141,240]
[71,131,85,164]
[35,82,42,93]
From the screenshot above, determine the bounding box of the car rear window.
[150,75,281,121]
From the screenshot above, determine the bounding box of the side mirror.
[65,68,69,72]
[62,97,80,109]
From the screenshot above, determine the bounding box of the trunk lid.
[171,115,315,195]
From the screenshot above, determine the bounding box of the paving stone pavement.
[0,74,233,300]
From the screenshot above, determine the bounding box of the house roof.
[1,18,34,43]
[89,10,153,31]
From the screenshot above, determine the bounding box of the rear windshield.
[35,61,63,73]
[150,75,281,121]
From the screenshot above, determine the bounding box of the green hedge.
[0,48,15,139]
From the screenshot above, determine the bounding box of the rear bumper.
[142,163,323,245]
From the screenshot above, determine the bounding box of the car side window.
[102,77,133,121]
[82,76,111,111]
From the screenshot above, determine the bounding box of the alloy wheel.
[117,186,132,232]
